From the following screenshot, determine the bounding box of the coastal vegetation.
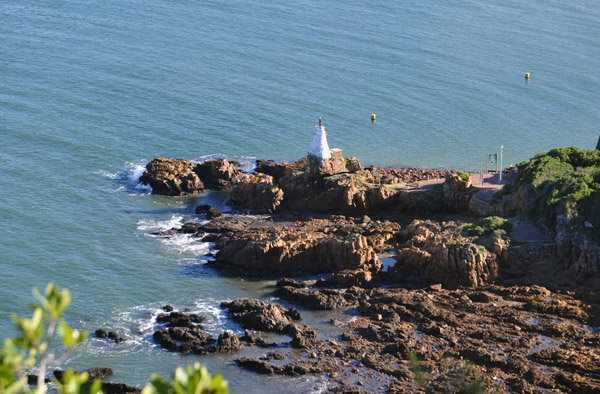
[456,170,471,183]
[512,146,600,231]
[0,283,228,394]
[463,216,512,237]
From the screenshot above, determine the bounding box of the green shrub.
[1,283,228,394]
[463,216,511,237]
[513,147,600,231]
[456,170,471,182]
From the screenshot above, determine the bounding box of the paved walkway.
[384,172,516,202]
[510,218,554,243]
[382,172,554,244]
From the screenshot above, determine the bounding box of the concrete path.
[383,172,516,201]
[510,218,554,243]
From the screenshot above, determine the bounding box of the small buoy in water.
[525,72,530,80]
[371,113,376,121]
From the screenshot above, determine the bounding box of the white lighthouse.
[307,117,331,160]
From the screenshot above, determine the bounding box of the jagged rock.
[443,173,478,212]
[139,158,203,196]
[317,268,373,287]
[153,326,215,352]
[220,299,301,332]
[365,166,448,185]
[210,228,380,276]
[199,215,258,233]
[274,286,360,310]
[229,173,283,213]
[236,357,341,376]
[240,330,278,347]
[194,159,244,189]
[191,331,244,355]
[178,222,204,234]
[387,220,498,288]
[95,328,124,343]
[310,157,362,176]
[152,311,213,352]
[255,159,302,181]
[286,323,319,349]
[156,311,205,327]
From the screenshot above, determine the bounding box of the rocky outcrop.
[442,173,478,212]
[277,172,394,212]
[236,357,341,376]
[387,220,499,288]
[555,222,600,279]
[308,157,363,176]
[229,173,283,214]
[220,299,301,333]
[274,284,362,310]
[139,158,203,196]
[94,328,124,344]
[210,227,380,276]
[139,158,245,195]
[255,158,308,182]
[176,214,399,277]
[365,166,448,185]
[468,192,504,216]
[194,159,244,190]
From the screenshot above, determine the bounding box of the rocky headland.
[134,149,600,393]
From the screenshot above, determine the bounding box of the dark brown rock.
[236,357,341,376]
[206,207,222,219]
[194,159,244,190]
[220,299,301,332]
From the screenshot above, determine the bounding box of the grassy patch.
[456,170,471,182]
[463,216,512,236]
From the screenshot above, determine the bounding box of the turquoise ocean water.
[1,0,599,392]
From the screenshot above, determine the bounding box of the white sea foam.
[137,215,185,231]
[113,301,233,346]
[96,169,119,180]
[97,161,152,194]
[162,234,210,255]
[193,154,257,173]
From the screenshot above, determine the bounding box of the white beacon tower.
[307,117,331,160]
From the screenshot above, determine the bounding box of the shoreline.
[107,152,600,393]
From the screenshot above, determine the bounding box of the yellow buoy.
[371,113,376,121]
[525,72,530,80]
